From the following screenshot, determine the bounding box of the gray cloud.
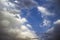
[0,0,38,40]
[42,20,60,40]
[9,0,38,9]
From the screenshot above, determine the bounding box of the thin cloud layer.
[0,0,38,40]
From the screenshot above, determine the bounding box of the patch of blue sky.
[9,0,60,37]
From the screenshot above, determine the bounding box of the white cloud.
[54,19,60,25]
[14,0,18,3]
[20,18,27,24]
[26,24,32,28]
[0,0,38,40]
[20,25,37,38]
[0,0,15,7]
[37,6,54,18]
[20,25,28,31]
[43,19,51,26]
[40,19,51,27]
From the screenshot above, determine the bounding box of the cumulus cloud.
[0,0,38,40]
[42,20,60,40]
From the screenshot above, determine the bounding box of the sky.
[19,0,56,33]
[0,0,60,40]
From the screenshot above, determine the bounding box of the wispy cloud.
[37,6,54,18]
[40,19,51,27]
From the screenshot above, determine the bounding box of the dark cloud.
[42,20,60,40]
[53,21,60,40]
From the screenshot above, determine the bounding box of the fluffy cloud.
[0,0,38,40]
[42,20,60,40]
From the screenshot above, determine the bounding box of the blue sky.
[20,0,54,33]
[19,0,60,37]
[9,0,60,38]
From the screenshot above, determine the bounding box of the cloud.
[10,0,38,9]
[0,0,38,40]
[26,24,32,29]
[42,20,60,40]
[54,19,60,25]
[53,20,60,40]
[46,27,53,33]
[20,18,27,24]
[37,6,54,28]
[20,25,37,38]
[40,19,51,27]
[37,6,54,18]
